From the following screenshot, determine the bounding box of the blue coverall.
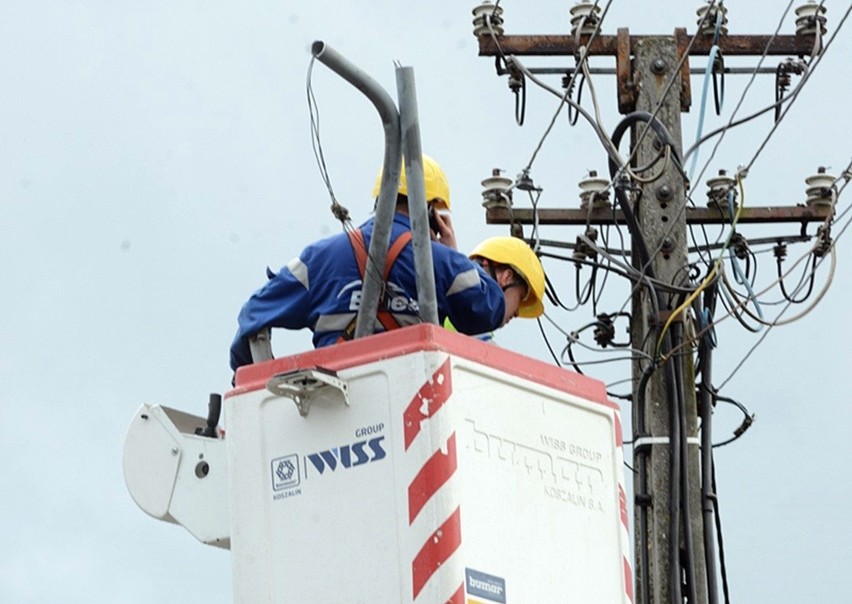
[230,213,505,370]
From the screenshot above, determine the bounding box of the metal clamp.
[266,367,349,417]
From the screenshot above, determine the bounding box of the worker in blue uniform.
[229,155,545,371]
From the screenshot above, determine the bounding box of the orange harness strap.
[338,229,413,342]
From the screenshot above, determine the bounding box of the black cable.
[564,69,586,127]
[536,316,562,367]
[712,51,725,116]
[513,69,526,126]
[696,288,720,604]
[608,112,696,602]
[778,252,818,303]
[671,326,695,604]
[608,111,685,186]
[634,362,655,604]
[536,249,695,296]
[711,393,755,448]
[711,463,732,604]
[717,281,763,334]
[563,338,585,375]
[575,262,597,306]
[542,269,582,312]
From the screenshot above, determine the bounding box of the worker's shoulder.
[429,240,475,268]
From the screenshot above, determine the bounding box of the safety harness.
[337,228,413,342]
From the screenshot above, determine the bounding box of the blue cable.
[688,7,725,182]
[725,190,765,327]
[699,307,718,349]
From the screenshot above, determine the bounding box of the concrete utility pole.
[630,37,706,604]
[478,18,829,604]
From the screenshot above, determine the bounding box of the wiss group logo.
[270,424,388,501]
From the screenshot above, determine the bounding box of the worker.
[229,156,543,371]
[468,235,545,320]
[372,153,456,249]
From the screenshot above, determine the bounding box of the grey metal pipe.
[396,66,439,325]
[310,41,401,339]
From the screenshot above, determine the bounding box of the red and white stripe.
[615,414,634,603]
[402,356,464,602]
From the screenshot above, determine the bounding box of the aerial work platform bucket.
[225,324,632,603]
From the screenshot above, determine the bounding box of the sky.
[1,1,850,602]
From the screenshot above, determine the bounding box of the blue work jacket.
[230,213,505,370]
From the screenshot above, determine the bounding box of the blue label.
[303,436,387,477]
[466,568,506,603]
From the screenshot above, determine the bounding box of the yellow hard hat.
[372,154,451,210]
[469,236,545,318]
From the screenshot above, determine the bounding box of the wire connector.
[330,202,350,223]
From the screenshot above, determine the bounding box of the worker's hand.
[430,208,457,250]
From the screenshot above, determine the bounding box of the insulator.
[730,233,749,260]
[804,166,836,207]
[506,59,524,93]
[593,314,616,348]
[569,2,602,36]
[779,57,807,77]
[572,235,589,263]
[578,170,610,210]
[572,228,598,264]
[795,1,828,36]
[472,2,504,37]
[481,168,513,209]
[696,1,729,36]
[705,169,737,211]
[515,169,539,192]
[814,224,833,258]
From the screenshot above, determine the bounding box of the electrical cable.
[616,2,719,183]
[724,242,836,329]
[667,234,831,358]
[306,56,351,228]
[657,173,746,358]
[724,195,765,327]
[522,0,615,172]
[691,1,849,196]
[710,393,755,448]
[717,270,764,333]
[711,463,732,604]
[564,69,585,127]
[717,244,837,391]
[695,286,720,604]
[536,246,693,296]
[688,8,727,182]
[777,252,817,303]
[513,58,625,170]
[688,0,796,193]
[536,315,563,367]
[672,323,699,604]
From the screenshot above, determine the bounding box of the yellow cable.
[656,172,746,358]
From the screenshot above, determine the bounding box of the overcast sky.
[1,1,850,602]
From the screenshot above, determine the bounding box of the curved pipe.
[311,41,401,339]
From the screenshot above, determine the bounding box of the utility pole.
[630,37,705,604]
[476,8,830,604]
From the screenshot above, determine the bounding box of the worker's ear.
[493,265,513,288]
